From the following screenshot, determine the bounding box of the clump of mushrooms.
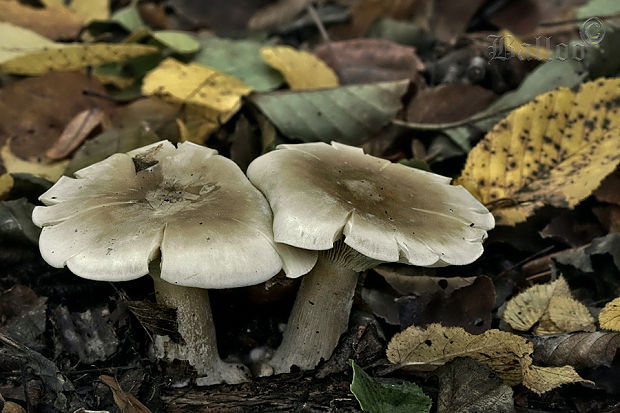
[32,140,315,385]
[247,142,494,374]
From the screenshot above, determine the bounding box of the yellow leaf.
[0,173,14,199]
[0,43,158,76]
[41,0,109,23]
[503,277,570,332]
[522,365,592,396]
[261,46,338,90]
[547,295,595,333]
[143,58,252,141]
[599,296,620,331]
[1,141,68,182]
[387,323,591,394]
[457,78,620,226]
[387,324,532,385]
[500,29,553,61]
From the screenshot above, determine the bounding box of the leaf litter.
[1,0,620,411]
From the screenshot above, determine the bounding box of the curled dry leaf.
[547,296,595,333]
[314,38,424,85]
[457,78,620,226]
[599,296,620,331]
[532,331,620,369]
[386,323,590,394]
[99,375,151,413]
[260,46,338,90]
[46,108,105,160]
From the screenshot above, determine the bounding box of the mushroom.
[32,140,316,385]
[247,141,494,373]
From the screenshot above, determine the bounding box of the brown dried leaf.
[532,331,620,369]
[100,375,151,413]
[0,0,82,40]
[406,83,496,124]
[314,39,424,85]
[0,72,113,174]
[45,108,105,160]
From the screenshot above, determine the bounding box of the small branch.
[392,104,520,131]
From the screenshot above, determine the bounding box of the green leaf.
[152,31,200,54]
[0,198,40,244]
[251,80,409,145]
[111,4,144,32]
[193,35,283,91]
[444,59,584,150]
[350,360,432,413]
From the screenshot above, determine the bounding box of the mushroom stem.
[150,264,250,385]
[268,255,359,374]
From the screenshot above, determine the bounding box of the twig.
[306,3,347,83]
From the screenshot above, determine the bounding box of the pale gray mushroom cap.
[247,142,495,267]
[33,141,316,288]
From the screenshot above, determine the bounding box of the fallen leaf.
[398,276,495,334]
[553,233,620,273]
[547,295,595,334]
[374,265,475,296]
[142,57,252,140]
[0,173,14,199]
[522,365,591,395]
[500,29,554,61]
[314,39,424,85]
[387,324,531,385]
[0,22,60,63]
[431,0,487,43]
[193,35,283,91]
[0,42,159,76]
[41,0,110,23]
[260,46,338,90]
[1,141,68,182]
[1,401,26,413]
[0,72,113,175]
[0,0,83,40]
[346,0,418,37]
[593,205,620,233]
[406,83,496,124]
[0,198,41,244]
[349,360,432,413]
[168,0,271,32]
[532,331,620,369]
[457,78,620,225]
[436,358,514,413]
[247,0,310,30]
[387,323,591,394]
[53,306,119,364]
[46,108,105,160]
[250,80,409,145]
[599,296,620,331]
[99,375,151,413]
[594,169,620,206]
[152,30,200,54]
[503,277,571,332]
[445,59,584,150]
